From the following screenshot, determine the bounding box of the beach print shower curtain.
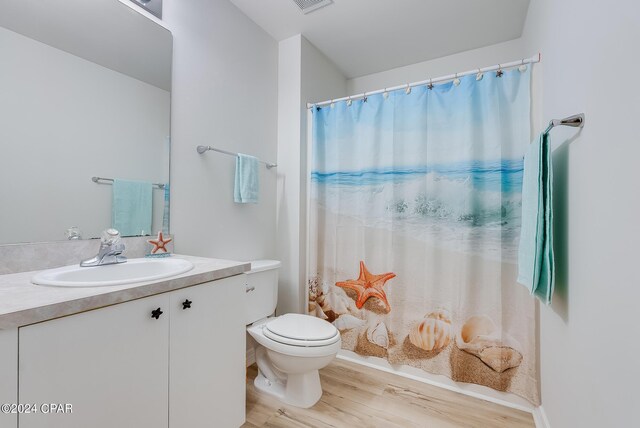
[308,68,539,404]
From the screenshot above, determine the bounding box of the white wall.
[276,35,347,315]
[164,0,278,261]
[0,26,169,244]
[348,38,526,95]
[521,1,640,426]
[276,35,303,315]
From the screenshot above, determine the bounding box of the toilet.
[245,260,341,408]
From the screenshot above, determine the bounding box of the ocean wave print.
[311,162,523,261]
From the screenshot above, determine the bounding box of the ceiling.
[229,0,531,79]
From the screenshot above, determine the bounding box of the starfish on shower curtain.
[336,261,395,313]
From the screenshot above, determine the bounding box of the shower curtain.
[308,68,539,404]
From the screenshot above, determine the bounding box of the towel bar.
[92,176,166,189]
[544,113,585,135]
[196,145,277,169]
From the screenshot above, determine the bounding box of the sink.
[32,258,195,287]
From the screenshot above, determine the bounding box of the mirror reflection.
[0,0,172,245]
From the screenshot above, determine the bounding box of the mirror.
[0,0,172,245]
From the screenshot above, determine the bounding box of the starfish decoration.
[147,232,172,254]
[496,69,504,78]
[336,261,395,313]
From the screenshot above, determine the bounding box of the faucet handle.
[80,229,126,267]
[108,243,126,256]
[101,228,122,246]
[66,226,82,240]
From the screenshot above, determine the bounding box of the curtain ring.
[383,88,389,99]
[518,58,527,72]
[453,72,461,87]
[405,84,411,95]
[347,96,352,106]
[476,68,483,81]
[427,78,434,90]
[496,64,504,77]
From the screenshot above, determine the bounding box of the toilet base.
[254,370,323,409]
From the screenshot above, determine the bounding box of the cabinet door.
[169,275,246,428]
[0,328,17,428]
[19,294,170,428]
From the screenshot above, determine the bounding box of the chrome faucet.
[80,229,127,267]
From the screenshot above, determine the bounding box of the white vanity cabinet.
[169,277,246,428]
[19,293,170,428]
[0,329,18,428]
[15,275,245,428]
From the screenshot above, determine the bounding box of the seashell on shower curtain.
[307,68,540,405]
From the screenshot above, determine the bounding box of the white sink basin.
[32,258,194,287]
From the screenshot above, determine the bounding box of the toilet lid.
[264,314,339,346]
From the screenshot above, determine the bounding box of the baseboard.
[532,406,551,428]
[336,353,536,414]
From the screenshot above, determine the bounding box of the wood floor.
[243,359,535,428]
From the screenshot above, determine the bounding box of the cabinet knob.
[151,308,163,319]
[182,299,192,310]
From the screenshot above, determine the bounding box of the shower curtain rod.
[308,53,541,109]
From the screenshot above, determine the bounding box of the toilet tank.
[244,260,280,325]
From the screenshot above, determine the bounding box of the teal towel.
[234,153,259,204]
[162,183,170,234]
[112,179,153,236]
[517,133,555,304]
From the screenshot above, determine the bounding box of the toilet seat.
[263,314,340,348]
[263,328,340,347]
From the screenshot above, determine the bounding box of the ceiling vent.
[293,0,334,15]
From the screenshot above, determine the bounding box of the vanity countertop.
[0,255,250,330]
